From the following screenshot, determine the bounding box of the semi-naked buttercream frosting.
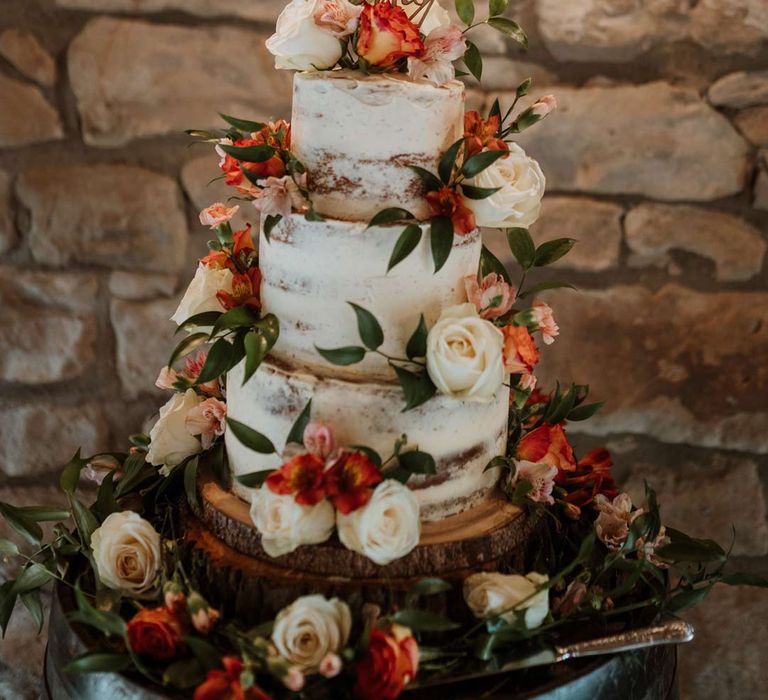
[291,70,464,221]
[226,359,508,522]
[260,214,481,381]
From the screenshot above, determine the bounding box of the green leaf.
[11,563,54,595]
[394,608,460,632]
[95,471,120,521]
[175,311,223,333]
[17,506,71,522]
[479,245,513,285]
[315,345,367,366]
[226,418,276,454]
[253,313,280,347]
[387,224,422,273]
[506,228,536,269]
[534,238,577,267]
[217,143,275,163]
[368,207,415,228]
[0,502,43,545]
[195,337,234,385]
[184,456,200,510]
[398,450,437,475]
[349,302,384,351]
[408,578,452,597]
[210,305,260,338]
[235,470,275,489]
[485,455,515,473]
[487,17,528,48]
[0,539,18,556]
[462,149,507,179]
[408,166,442,192]
[455,0,474,25]
[186,636,223,671]
[243,331,269,385]
[115,452,153,498]
[430,216,454,273]
[567,401,604,421]
[463,40,482,82]
[163,657,204,689]
[286,400,312,446]
[71,499,99,548]
[21,589,44,633]
[59,449,85,495]
[406,315,428,360]
[656,539,726,563]
[720,572,768,588]
[70,578,127,638]
[64,652,133,674]
[439,139,464,185]
[393,365,437,411]
[218,113,266,132]
[518,280,577,299]
[516,77,532,98]
[263,214,282,241]
[461,184,502,200]
[0,581,17,635]
[665,585,713,613]
[168,332,208,369]
[489,0,509,16]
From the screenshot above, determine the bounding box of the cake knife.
[408,618,694,690]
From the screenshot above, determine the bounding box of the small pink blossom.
[518,372,537,391]
[82,455,122,486]
[464,273,515,320]
[314,0,362,37]
[199,202,239,229]
[183,351,221,397]
[408,24,466,85]
[283,667,305,692]
[253,175,307,220]
[531,94,557,120]
[319,652,343,679]
[531,301,559,345]
[303,421,337,460]
[514,459,557,505]
[155,366,179,391]
[594,493,642,550]
[185,397,227,450]
[191,605,220,635]
[637,525,671,569]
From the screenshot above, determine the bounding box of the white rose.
[170,263,232,328]
[266,0,343,71]
[337,480,420,566]
[396,0,451,35]
[251,487,335,557]
[464,571,549,629]
[146,389,203,471]
[272,594,352,671]
[91,511,161,599]
[426,303,505,400]
[462,143,546,229]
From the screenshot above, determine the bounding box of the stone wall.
[0,1,766,698]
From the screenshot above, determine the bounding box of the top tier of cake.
[291,70,465,221]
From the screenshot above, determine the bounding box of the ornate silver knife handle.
[558,619,694,660]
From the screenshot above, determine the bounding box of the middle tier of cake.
[225,358,509,522]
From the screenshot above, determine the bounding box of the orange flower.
[356,2,424,69]
[355,624,419,700]
[324,450,383,514]
[558,447,618,517]
[464,111,509,157]
[216,267,261,311]
[425,186,476,235]
[219,121,290,190]
[501,325,540,375]
[232,224,255,256]
[266,452,327,506]
[126,606,186,662]
[199,249,231,270]
[517,423,577,473]
[194,656,272,700]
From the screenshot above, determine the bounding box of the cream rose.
[464,571,549,629]
[91,511,162,599]
[251,487,335,557]
[462,143,546,229]
[266,0,343,71]
[170,263,232,328]
[146,389,203,471]
[336,479,420,566]
[426,303,505,400]
[272,594,352,672]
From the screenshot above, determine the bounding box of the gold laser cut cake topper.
[398,0,437,28]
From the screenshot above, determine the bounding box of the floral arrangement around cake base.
[1,2,767,699]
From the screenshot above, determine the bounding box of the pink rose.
[513,460,557,505]
[185,397,227,450]
[531,301,559,345]
[594,493,642,550]
[155,366,179,391]
[319,652,342,679]
[407,24,466,85]
[253,175,307,220]
[531,94,557,120]
[199,202,239,229]
[303,421,336,460]
[464,273,515,320]
[314,0,362,37]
